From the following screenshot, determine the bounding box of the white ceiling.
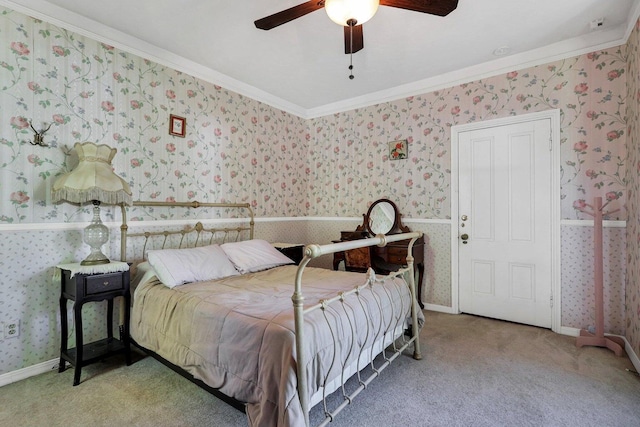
[4,0,640,118]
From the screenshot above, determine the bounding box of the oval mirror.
[366,199,398,235]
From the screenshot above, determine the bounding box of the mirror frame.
[365,199,406,235]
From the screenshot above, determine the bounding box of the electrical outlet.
[4,320,20,339]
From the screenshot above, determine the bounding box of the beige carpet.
[1,311,639,427]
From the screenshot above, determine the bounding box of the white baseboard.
[0,358,58,387]
[625,339,640,373]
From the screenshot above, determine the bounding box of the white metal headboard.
[119,201,255,262]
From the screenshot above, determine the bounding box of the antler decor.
[28,121,52,147]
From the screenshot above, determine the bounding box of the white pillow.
[147,244,239,288]
[221,239,294,274]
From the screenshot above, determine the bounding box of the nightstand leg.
[59,296,67,373]
[73,301,83,386]
[123,293,132,365]
[107,299,114,340]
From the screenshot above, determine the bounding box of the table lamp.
[52,142,132,265]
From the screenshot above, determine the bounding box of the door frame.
[450,109,561,333]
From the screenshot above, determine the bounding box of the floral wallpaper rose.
[0,4,638,374]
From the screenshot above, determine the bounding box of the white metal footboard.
[293,232,423,427]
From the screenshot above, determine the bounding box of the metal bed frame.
[118,201,422,427]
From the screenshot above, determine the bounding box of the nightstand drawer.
[85,273,124,295]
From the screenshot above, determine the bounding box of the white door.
[457,118,553,328]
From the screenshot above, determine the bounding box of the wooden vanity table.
[333,199,426,309]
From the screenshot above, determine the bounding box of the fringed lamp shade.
[52,142,132,205]
[52,142,132,265]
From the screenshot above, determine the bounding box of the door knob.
[460,233,469,244]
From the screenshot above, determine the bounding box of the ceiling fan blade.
[380,0,458,16]
[254,1,325,30]
[344,25,364,54]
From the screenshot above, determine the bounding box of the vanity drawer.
[85,273,124,295]
[386,247,408,265]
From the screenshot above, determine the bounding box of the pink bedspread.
[131,265,414,427]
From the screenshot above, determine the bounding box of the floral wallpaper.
[306,55,628,220]
[0,8,308,224]
[0,7,629,224]
[0,4,638,374]
[625,19,640,359]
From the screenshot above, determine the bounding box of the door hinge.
[550,294,553,308]
[549,128,553,151]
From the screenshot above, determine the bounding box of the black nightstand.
[272,243,305,265]
[58,264,132,385]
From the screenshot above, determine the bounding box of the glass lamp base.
[81,254,111,266]
[81,201,111,265]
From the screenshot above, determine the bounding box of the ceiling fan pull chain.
[348,19,355,80]
[349,51,354,80]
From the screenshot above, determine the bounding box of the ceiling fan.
[254,0,458,78]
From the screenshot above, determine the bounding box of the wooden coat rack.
[575,196,624,356]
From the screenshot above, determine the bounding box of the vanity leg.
[333,250,345,271]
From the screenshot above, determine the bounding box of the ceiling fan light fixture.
[325,0,380,26]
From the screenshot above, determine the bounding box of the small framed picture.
[169,114,186,137]
[389,139,408,160]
